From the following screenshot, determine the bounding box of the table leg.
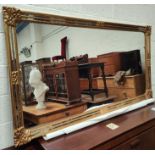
[88,70,94,101]
[100,65,108,97]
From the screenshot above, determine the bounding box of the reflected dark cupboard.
[21,59,81,105]
[42,61,81,104]
[98,49,142,76]
[20,61,38,105]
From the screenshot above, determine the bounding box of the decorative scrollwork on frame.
[146,59,151,67]
[3,7,21,27]
[14,127,31,147]
[144,26,151,36]
[96,21,105,27]
[145,89,152,99]
[11,71,19,85]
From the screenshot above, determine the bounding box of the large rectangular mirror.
[3,6,152,147]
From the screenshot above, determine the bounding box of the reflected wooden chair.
[52,36,67,62]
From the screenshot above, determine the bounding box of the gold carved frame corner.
[14,127,32,147]
[2,6,152,147]
[3,6,21,27]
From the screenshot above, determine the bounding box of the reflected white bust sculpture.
[29,67,49,110]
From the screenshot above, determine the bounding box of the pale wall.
[0,4,155,149]
[18,23,144,67]
[41,25,144,58]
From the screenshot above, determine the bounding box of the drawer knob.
[123,92,128,99]
[65,111,70,116]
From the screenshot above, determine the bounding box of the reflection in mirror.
[16,22,145,128]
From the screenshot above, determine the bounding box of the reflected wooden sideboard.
[23,102,87,125]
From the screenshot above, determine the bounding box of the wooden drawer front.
[38,112,67,124]
[37,104,87,124]
[97,74,145,89]
[97,77,135,89]
[64,105,87,116]
[80,78,98,91]
[97,75,145,101]
[114,127,155,150]
[108,88,136,101]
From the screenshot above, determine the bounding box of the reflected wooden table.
[23,101,87,125]
[78,63,108,101]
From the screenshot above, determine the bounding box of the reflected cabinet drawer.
[24,103,87,125]
[37,104,87,124]
[97,74,145,101]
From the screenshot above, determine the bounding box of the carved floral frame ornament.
[2,6,152,147]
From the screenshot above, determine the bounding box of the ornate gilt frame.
[2,6,152,147]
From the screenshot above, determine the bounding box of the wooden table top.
[38,103,155,150]
[23,101,87,117]
[23,102,66,116]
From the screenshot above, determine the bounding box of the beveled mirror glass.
[2,6,152,147]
